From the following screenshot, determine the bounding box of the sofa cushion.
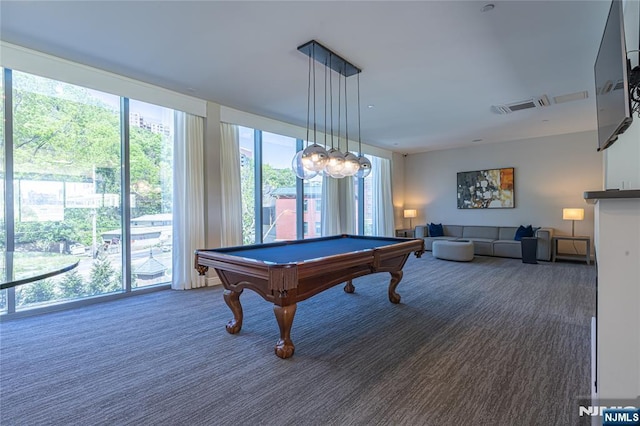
[462,226,499,240]
[514,225,534,241]
[493,240,522,258]
[461,238,494,256]
[498,227,518,240]
[443,225,464,238]
[428,223,444,237]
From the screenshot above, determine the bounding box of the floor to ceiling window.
[128,100,173,288]
[239,126,256,245]
[303,174,323,238]
[262,131,297,243]
[0,68,6,312]
[11,71,123,308]
[1,69,174,314]
[362,154,375,235]
[237,126,379,242]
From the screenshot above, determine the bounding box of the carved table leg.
[388,271,404,304]
[273,303,297,359]
[344,280,355,293]
[223,289,243,334]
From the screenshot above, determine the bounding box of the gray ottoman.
[432,240,474,262]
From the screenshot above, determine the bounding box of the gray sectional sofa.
[414,225,554,261]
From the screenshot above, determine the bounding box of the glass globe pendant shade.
[354,155,372,178]
[291,150,318,180]
[301,144,329,172]
[324,148,345,176]
[321,167,344,178]
[341,152,361,177]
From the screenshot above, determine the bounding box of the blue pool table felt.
[219,237,401,264]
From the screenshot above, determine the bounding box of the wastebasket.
[521,237,538,264]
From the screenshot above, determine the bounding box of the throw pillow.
[514,225,534,241]
[428,223,444,237]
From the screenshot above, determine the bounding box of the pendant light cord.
[312,43,317,144]
[324,57,328,148]
[329,54,334,149]
[305,52,311,146]
[357,73,362,156]
[344,68,349,153]
[337,69,341,152]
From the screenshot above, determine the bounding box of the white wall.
[594,0,640,400]
[404,131,602,246]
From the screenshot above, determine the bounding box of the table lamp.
[403,209,417,229]
[562,208,584,236]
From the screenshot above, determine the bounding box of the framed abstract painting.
[457,167,514,209]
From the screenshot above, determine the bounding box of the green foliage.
[10,73,169,250]
[263,163,296,190]
[15,221,74,245]
[88,254,120,295]
[59,269,88,299]
[16,279,56,306]
[240,158,256,245]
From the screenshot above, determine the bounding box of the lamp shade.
[562,208,584,221]
[403,209,417,219]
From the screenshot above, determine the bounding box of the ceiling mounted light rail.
[292,40,371,180]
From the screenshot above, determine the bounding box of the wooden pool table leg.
[273,303,297,359]
[223,289,243,334]
[388,270,403,304]
[344,280,355,293]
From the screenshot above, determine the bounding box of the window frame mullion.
[120,97,132,292]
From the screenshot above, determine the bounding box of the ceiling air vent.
[553,90,589,104]
[491,95,550,114]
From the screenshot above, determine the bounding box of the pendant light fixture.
[354,73,372,179]
[292,40,371,180]
[300,42,328,173]
[340,71,360,177]
[324,60,345,177]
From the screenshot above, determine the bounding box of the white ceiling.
[0,1,613,154]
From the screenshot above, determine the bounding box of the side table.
[395,229,414,238]
[521,237,538,264]
[552,236,591,265]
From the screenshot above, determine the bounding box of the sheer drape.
[220,123,243,247]
[371,157,394,237]
[172,112,206,290]
[321,176,356,235]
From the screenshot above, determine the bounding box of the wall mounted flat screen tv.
[594,0,633,151]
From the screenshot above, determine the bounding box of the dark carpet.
[0,255,595,425]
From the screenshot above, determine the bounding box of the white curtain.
[321,176,356,235]
[341,178,356,234]
[321,177,340,235]
[220,123,243,247]
[371,157,394,237]
[172,111,206,290]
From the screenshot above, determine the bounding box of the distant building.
[129,112,171,137]
[269,184,322,240]
[101,213,171,247]
[134,252,167,280]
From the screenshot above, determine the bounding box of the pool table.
[195,234,424,358]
